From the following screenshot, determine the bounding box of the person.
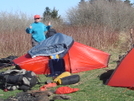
[26,15,51,47]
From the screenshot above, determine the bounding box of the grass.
[1,69,134,101]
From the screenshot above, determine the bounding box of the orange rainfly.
[13,42,110,74]
[106,48,134,88]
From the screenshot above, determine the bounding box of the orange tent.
[106,48,134,88]
[13,42,110,74]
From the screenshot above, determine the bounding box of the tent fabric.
[64,42,110,73]
[106,48,134,88]
[13,42,110,74]
[28,33,74,58]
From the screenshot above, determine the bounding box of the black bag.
[0,69,38,91]
[0,56,18,69]
[60,75,80,85]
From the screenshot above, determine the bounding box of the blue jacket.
[26,22,50,42]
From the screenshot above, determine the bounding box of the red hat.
[34,15,41,19]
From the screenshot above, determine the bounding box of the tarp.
[13,42,110,74]
[28,33,74,58]
[106,48,134,88]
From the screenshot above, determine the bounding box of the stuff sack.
[0,68,38,91]
[57,75,80,85]
[54,72,71,82]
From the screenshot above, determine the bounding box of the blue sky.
[0,0,80,18]
[0,0,133,18]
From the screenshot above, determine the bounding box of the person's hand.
[47,22,51,26]
[29,26,32,29]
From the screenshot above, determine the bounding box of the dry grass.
[57,25,122,52]
[0,29,31,57]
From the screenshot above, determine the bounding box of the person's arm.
[46,26,51,30]
[26,25,33,34]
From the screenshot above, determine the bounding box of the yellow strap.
[50,54,59,59]
[54,72,71,82]
[57,79,62,85]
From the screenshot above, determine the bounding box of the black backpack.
[0,55,18,69]
[46,28,57,38]
[0,68,38,92]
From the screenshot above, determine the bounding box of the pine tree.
[51,7,60,19]
[43,7,60,21]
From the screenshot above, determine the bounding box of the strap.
[50,54,59,59]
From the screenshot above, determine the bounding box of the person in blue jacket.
[26,15,51,47]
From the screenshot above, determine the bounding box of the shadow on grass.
[99,69,114,84]
[0,83,4,91]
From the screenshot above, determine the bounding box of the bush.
[66,0,134,31]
